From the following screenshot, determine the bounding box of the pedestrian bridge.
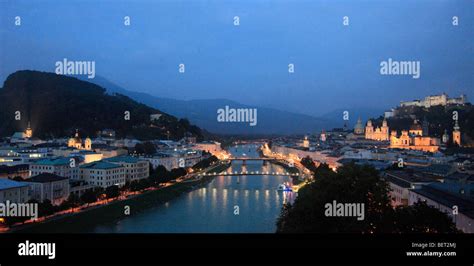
[228,157,274,161]
[198,170,300,177]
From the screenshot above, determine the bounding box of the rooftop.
[411,185,474,218]
[0,179,29,190]
[28,173,68,183]
[33,157,70,166]
[384,170,438,187]
[104,156,140,163]
[80,161,122,170]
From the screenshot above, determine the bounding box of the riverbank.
[11,173,217,233]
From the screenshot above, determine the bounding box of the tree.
[170,168,187,179]
[300,156,318,174]
[38,200,56,218]
[81,189,99,205]
[276,163,457,233]
[390,201,459,233]
[105,185,120,199]
[3,216,29,227]
[59,194,82,211]
[134,142,156,155]
[192,156,218,171]
[155,165,171,184]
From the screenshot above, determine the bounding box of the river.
[90,144,296,233]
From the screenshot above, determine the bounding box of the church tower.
[85,137,92,150]
[453,120,461,146]
[320,130,327,142]
[354,117,364,135]
[442,129,449,144]
[365,120,374,139]
[381,118,389,140]
[24,121,33,138]
[302,135,309,148]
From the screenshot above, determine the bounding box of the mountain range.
[80,75,385,135]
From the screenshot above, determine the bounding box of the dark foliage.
[0,70,203,140]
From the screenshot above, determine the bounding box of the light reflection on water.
[92,144,297,233]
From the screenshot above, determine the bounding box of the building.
[430,172,474,199]
[354,117,364,135]
[302,136,310,148]
[0,179,30,203]
[365,119,389,141]
[69,151,103,164]
[453,120,461,146]
[25,173,70,205]
[409,185,474,233]
[67,130,92,150]
[271,144,341,170]
[384,109,396,119]
[194,141,222,156]
[69,180,95,197]
[142,153,178,171]
[104,156,149,182]
[320,131,327,142]
[79,161,126,188]
[400,93,467,108]
[0,164,30,180]
[30,158,79,179]
[10,122,33,143]
[98,129,116,139]
[442,129,449,144]
[409,120,423,136]
[150,114,162,122]
[390,120,440,152]
[382,170,436,207]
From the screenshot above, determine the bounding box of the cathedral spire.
[454,119,460,131]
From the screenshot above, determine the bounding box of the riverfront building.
[104,156,149,182]
[0,179,30,203]
[25,173,70,205]
[30,158,79,179]
[80,161,126,188]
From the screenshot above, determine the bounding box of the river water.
[92,144,296,233]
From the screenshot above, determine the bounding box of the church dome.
[410,121,422,131]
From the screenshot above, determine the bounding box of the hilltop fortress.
[400,93,467,108]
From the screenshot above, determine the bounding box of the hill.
[371,104,474,146]
[0,71,203,140]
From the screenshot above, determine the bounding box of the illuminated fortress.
[400,93,467,108]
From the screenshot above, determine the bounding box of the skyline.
[0,0,472,117]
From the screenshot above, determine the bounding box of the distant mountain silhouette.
[0,71,203,140]
[81,75,337,135]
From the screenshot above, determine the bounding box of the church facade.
[390,120,441,152]
[68,130,92,150]
[365,119,389,141]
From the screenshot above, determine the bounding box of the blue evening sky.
[0,0,472,116]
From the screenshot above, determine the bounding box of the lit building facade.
[80,161,126,188]
[390,120,440,152]
[104,156,149,182]
[365,119,389,141]
[400,93,467,108]
[67,130,92,150]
